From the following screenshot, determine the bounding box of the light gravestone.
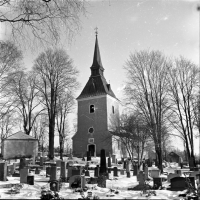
[81,175,86,189]
[150,168,160,178]
[112,155,116,163]
[60,161,66,179]
[144,166,149,180]
[20,167,29,183]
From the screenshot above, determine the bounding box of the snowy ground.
[0,158,194,199]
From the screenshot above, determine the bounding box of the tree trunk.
[49,118,55,160]
[156,147,163,173]
[60,140,64,160]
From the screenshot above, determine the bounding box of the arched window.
[90,105,95,113]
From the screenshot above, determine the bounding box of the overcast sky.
[1,0,200,151]
[66,0,199,101]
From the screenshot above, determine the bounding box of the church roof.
[77,34,117,100]
[91,35,104,71]
[4,131,37,140]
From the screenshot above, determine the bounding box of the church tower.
[72,32,120,157]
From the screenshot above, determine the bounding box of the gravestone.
[94,167,99,177]
[99,149,107,175]
[67,166,73,179]
[69,175,81,188]
[113,167,118,177]
[144,166,149,180]
[112,155,116,163]
[81,175,86,189]
[133,165,138,176]
[107,157,111,167]
[46,167,51,177]
[150,168,160,178]
[0,162,7,181]
[126,160,130,172]
[19,158,26,170]
[97,175,107,188]
[40,157,45,166]
[35,167,40,175]
[127,171,130,178]
[85,170,90,177]
[50,164,57,181]
[20,168,29,183]
[116,159,118,164]
[171,177,186,191]
[56,160,62,168]
[123,160,126,169]
[167,173,180,182]
[87,151,91,161]
[60,161,66,178]
[27,174,34,185]
[7,164,14,176]
[72,168,81,176]
[120,169,125,175]
[153,177,162,189]
[137,171,145,186]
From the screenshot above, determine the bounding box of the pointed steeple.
[90,28,104,76]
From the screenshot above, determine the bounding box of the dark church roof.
[77,35,117,100]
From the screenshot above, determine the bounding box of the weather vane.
[95,27,98,36]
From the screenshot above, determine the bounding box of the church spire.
[91,27,104,76]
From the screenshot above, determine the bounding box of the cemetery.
[0,144,200,199]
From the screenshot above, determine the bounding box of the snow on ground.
[0,158,191,199]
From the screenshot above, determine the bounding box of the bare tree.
[124,50,170,172]
[110,112,149,170]
[0,0,86,48]
[33,48,79,160]
[0,111,17,148]
[168,56,199,168]
[6,70,44,135]
[32,114,48,154]
[56,92,75,160]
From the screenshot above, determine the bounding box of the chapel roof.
[77,33,117,100]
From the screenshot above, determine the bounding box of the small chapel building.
[72,33,122,157]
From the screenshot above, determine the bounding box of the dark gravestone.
[35,167,41,174]
[107,157,111,167]
[97,175,107,188]
[100,149,107,175]
[123,160,126,169]
[87,151,91,161]
[50,164,57,181]
[94,167,99,177]
[113,167,118,177]
[46,167,51,177]
[19,158,26,170]
[27,174,34,185]
[50,180,60,192]
[85,170,90,177]
[133,165,138,176]
[0,162,7,181]
[72,169,81,176]
[153,177,162,189]
[127,172,130,178]
[171,177,186,191]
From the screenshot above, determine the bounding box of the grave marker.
[113,167,118,177]
[99,149,107,175]
[50,164,57,181]
[112,155,116,163]
[0,162,7,181]
[20,168,29,183]
[60,161,66,178]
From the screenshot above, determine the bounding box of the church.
[72,32,122,157]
